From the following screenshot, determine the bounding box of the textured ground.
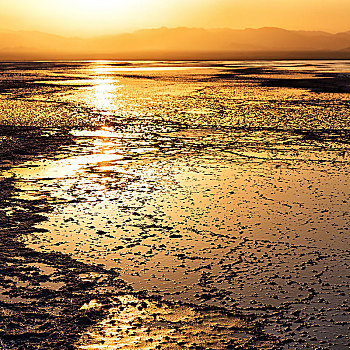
[0,60,349,349]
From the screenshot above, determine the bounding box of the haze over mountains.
[1,27,350,60]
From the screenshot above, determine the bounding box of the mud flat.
[0,137,279,349]
[0,128,131,349]
[0,60,350,349]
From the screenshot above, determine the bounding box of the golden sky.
[1,0,349,37]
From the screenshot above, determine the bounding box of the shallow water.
[0,60,349,349]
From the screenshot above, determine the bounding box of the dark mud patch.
[211,67,282,79]
[207,66,350,94]
[0,126,74,169]
[260,74,350,93]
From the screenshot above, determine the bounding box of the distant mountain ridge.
[1,27,350,60]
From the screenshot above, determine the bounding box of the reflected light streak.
[77,295,249,349]
[89,63,124,112]
[93,66,210,73]
[71,127,122,138]
[92,77,116,112]
[5,152,124,180]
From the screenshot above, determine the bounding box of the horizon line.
[1,25,350,39]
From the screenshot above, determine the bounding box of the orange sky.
[1,0,349,37]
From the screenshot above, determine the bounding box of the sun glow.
[1,0,350,37]
[94,81,117,112]
[90,64,122,112]
[1,0,182,36]
[63,0,132,17]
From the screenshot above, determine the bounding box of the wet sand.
[0,60,349,349]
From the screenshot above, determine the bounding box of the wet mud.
[0,132,131,349]
[210,63,350,93]
[0,60,350,349]
[0,129,282,349]
[260,75,350,94]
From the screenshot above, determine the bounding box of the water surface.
[0,60,349,349]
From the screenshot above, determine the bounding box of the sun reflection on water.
[71,127,122,138]
[4,149,124,181]
[87,62,126,114]
[77,295,255,350]
[92,77,118,112]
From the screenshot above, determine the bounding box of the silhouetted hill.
[1,27,350,60]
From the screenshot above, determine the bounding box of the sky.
[0,0,350,37]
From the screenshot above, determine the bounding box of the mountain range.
[1,27,350,60]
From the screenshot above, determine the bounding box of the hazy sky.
[1,0,349,37]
